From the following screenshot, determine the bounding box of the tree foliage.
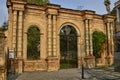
[27,26,40,60]
[27,0,49,5]
[92,31,106,58]
[104,0,111,5]
[1,22,8,31]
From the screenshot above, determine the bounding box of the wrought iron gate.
[60,26,78,69]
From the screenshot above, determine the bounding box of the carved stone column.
[8,6,13,49]
[84,19,89,56]
[106,22,114,65]
[47,15,52,57]
[12,10,17,50]
[53,15,57,56]
[17,11,23,73]
[17,11,23,57]
[47,14,59,71]
[110,22,114,55]
[89,19,93,56]
[84,19,95,68]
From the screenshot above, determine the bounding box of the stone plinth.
[84,56,95,68]
[47,57,59,71]
[17,58,23,74]
[78,57,82,68]
[106,54,114,66]
[0,66,6,80]
[24,60,47,71]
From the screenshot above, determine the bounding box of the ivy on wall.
[92,31,106,58]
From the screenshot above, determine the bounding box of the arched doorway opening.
[60,25,78,69]
[27,26,40,60]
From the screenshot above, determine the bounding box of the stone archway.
[59,25,78,69]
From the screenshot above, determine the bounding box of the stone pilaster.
[106,22,112,56]
[17,11,23,74]
[8,6,13,49]
[84,19,90,56]
[106,22,114,65]
[84,19,95,68]
[47,15,52,57]
[53,15,57,56]
[17,11,23,57]
[12,10,17,50]
[89,19,93,56]
[110,22,114,55]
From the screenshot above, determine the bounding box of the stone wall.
[24,60,47,71]
[6,0,115,73]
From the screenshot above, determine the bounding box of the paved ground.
[7,67,120,80]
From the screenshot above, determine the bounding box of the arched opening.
[27,26,40,60]
[60,25,78,69]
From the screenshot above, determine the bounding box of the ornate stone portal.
[7,0,115,73]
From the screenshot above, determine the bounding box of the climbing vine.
[92,31,106,58]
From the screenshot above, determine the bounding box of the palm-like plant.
[104,0,111,14]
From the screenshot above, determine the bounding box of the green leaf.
[92,31,106,58]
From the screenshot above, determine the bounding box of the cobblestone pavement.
[7,67,120,80]
[86,67,120,80]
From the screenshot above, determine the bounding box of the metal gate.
[60,26,78,69]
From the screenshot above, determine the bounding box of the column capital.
[103,14,115,23]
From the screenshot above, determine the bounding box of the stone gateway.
[7,0,115,73]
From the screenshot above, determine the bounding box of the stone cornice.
[59,8,82,16]
[103,14,115,22]
[11,0,27,4]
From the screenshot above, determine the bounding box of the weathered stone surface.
[6,0,115,73]
[24,60,47,71]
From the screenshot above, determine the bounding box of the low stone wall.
[24,60,47,71]
[95,55,114,67]
[24,57,59,72]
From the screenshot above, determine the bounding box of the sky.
[0,0,117,26]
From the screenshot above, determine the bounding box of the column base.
[84,56,95,68]
[0,67,6,80]
[78,57,82,68]
[46,57,59,71]
[106,54,114,66]
[16,58,23,74]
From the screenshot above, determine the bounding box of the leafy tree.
[27,26,40,60]
[27,0,49,5]
[1,22,8,31]
[92,31,106,58]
